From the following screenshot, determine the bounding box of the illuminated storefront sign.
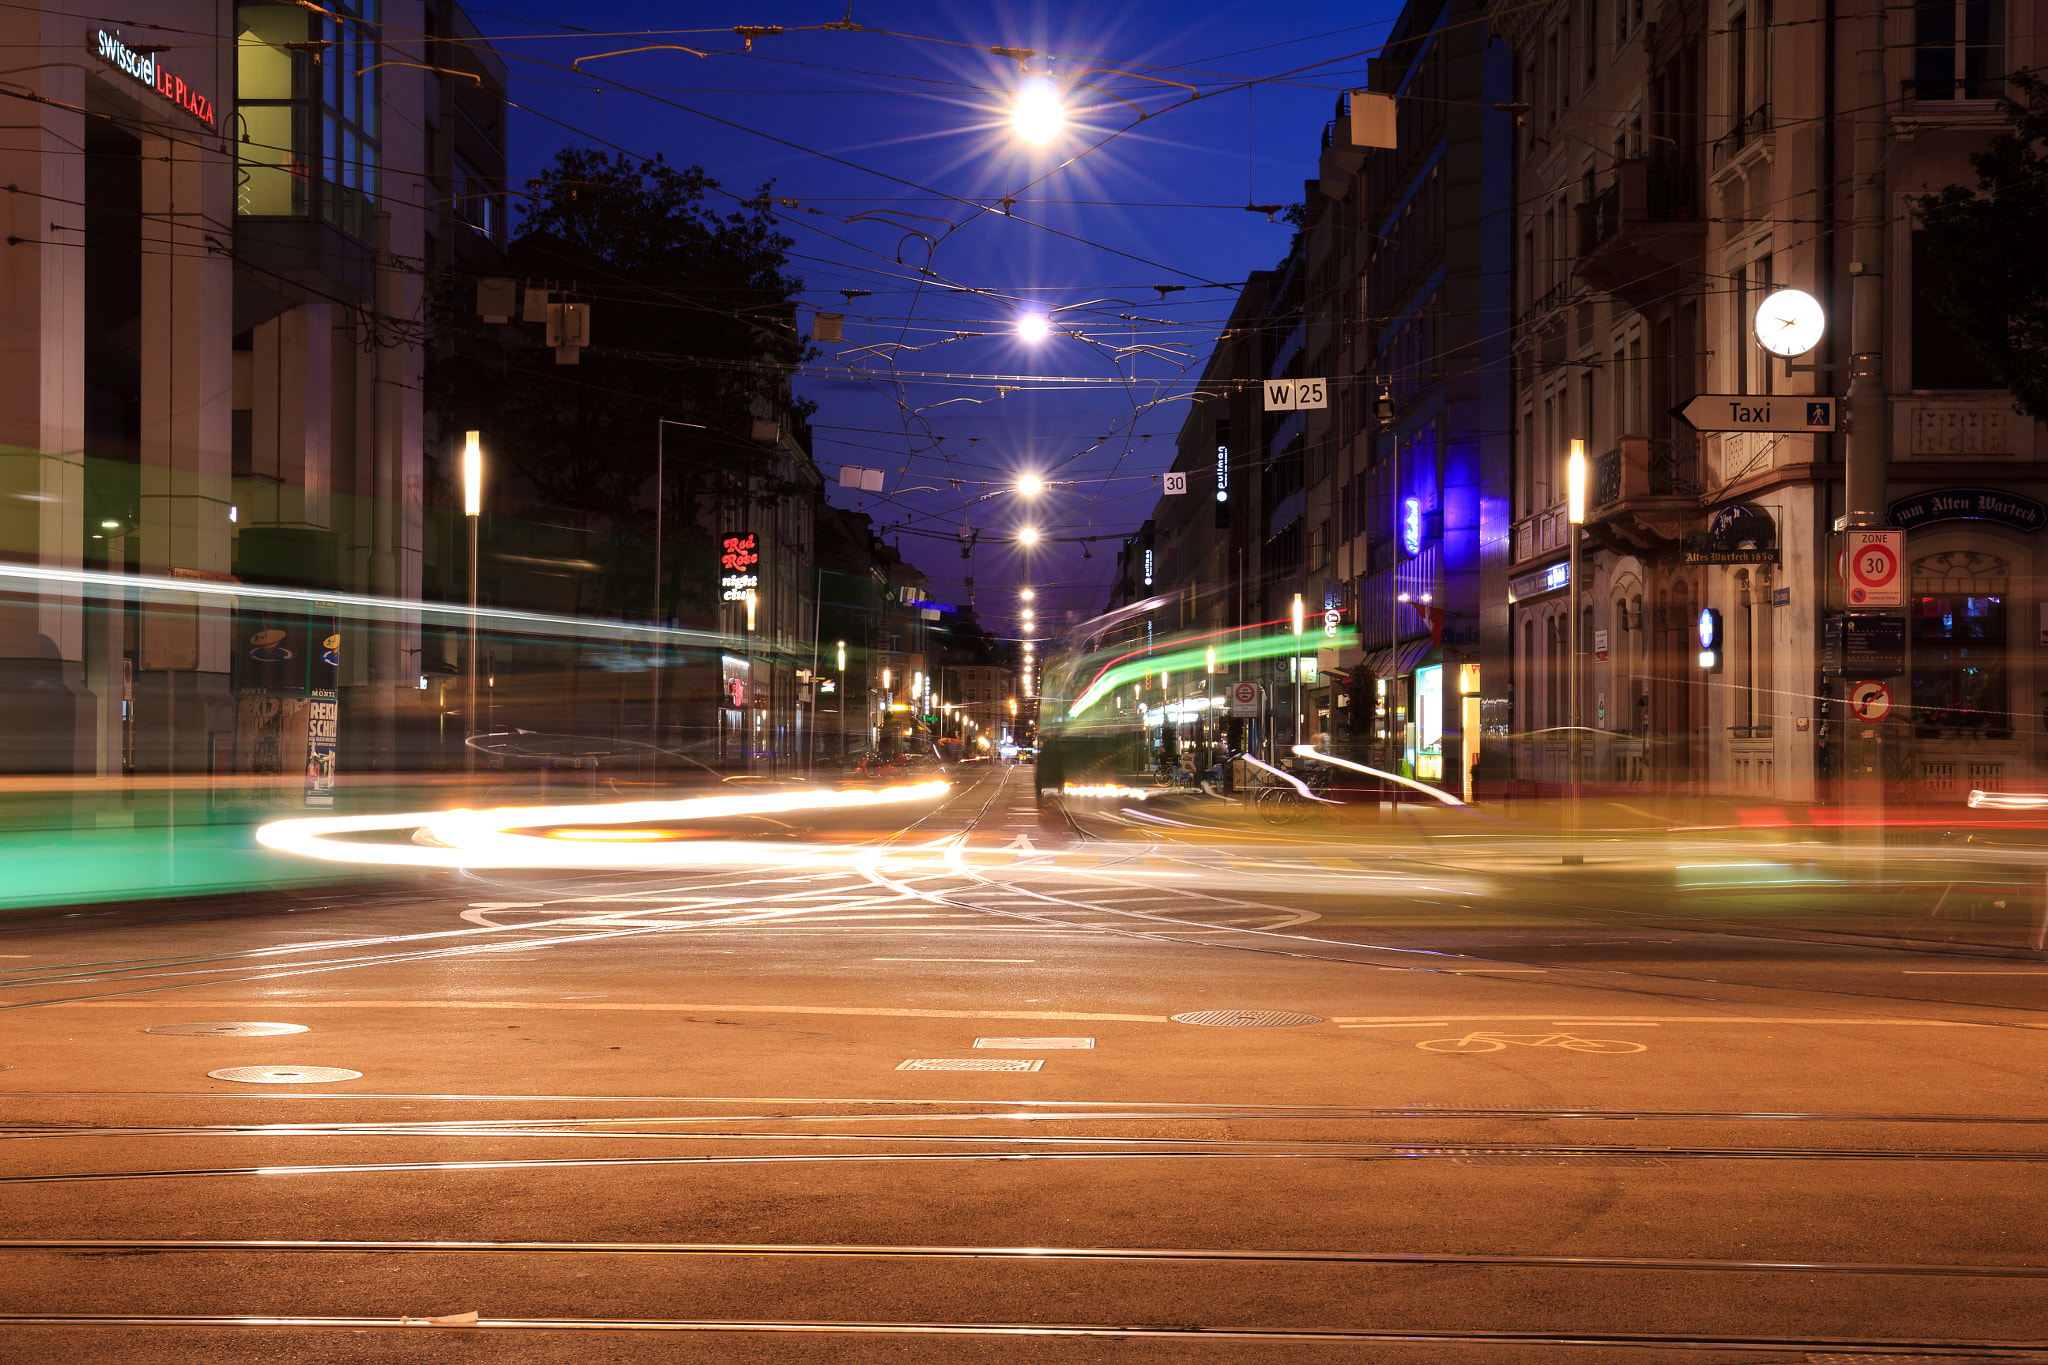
[720,533,759,602]
[94,30,216,127]
[1401,498,1423,557]
[1142,547,1154,586]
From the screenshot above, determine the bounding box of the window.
[453,153,497,237]
[236,4,312,216]
[235,0,380,240]
[1913,593,2007,736]
[1915,0,2004,100]
[1911,230,1999,388]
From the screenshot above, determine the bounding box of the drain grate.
[147,1022,308,1038]
[207,1066,362,1085]
[1171,1009,1324,1027]
[975,1037,1093,1049]
[1449,1155,1668,1167]
[897,1058,1044,1072]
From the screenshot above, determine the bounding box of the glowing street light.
[1011,78,1063,144]
[462,430,484,775]
[1016,474,1043,496]
[1021,588,1035,601]
[1017,527,1040,546]
[1016,312,1050,343]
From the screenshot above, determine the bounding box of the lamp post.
[1565,438,1587,866]
[462,430,482,777]
[1291,592,1306,748]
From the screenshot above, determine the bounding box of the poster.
[304,690,337,808]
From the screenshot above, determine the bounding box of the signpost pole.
[1843,0,1891,839]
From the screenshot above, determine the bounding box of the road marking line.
[1902,971,2048,975]
[872,958,1037,963]
[1379,968,1549,973]
[50,1000,1172,1023]
[1339,1022,1451,1029]
[1332,1014,1983,1027]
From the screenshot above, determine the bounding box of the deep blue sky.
[468,1,1404,640]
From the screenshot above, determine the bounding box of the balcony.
[1574,155,1705,315]
[1711,103,1772,171]
[1587,433,1702,549]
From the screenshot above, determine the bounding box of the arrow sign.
[1675,395,1837,433]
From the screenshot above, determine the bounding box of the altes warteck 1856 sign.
[93,31,216,127]
[1887,487,2047,534]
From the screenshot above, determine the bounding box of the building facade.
[1489,0,2047,801]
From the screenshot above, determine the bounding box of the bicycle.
[1254,764,1334,826]
[1417,1031,1646,1054]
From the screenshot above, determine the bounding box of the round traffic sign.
[1231,682,1258,706]
[1848,680,1893,724]
[1847,540,1898,606]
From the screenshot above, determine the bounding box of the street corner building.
[1488,0,2048,804]
[0,0,508,780]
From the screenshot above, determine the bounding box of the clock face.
[1753,288,1825,357]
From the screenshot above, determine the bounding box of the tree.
[1916,70,2048,419]
[428,148,813,614]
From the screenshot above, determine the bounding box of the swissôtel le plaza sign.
[92,30,217,128]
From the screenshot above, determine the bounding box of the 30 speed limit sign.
[1845,529,1902,606]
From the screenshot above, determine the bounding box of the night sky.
[469,1,1403,644]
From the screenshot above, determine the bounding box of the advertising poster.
[304,690,338,808]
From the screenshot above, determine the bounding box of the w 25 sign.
[1263,378,1327,411]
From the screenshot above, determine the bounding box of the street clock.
[1753,288,1826,358]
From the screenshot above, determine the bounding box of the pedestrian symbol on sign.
[1806,401,1832,427]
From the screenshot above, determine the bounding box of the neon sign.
[720,533,759,602]
[1142,547,1154,586]
[1401,498,1423,557]
[94,30,215,127]
[1214,445,1229,502]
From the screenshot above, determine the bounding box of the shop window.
[1912,593,2008,737]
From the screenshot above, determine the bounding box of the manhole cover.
[147,1022,308,1038]
[974,1037,1094,1049]
[1171,1010,1324,1027]
[897,1058,1044,1072]
[207,1066,361,1084]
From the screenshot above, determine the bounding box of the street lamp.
[1017,474,1043,496]
[1011,78,1063,144]
[1017,527,1040,546]
[462,430,483,776]
[1015,312,1051,343]
[1565,438,1587,866]
[1291,592,1306,747]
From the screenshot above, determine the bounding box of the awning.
[1362,638,1436,680]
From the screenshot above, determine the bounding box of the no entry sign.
[1845,530,1902,607]
[1230,681,1260,717]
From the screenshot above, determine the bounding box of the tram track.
[2,1236,2045,1280]
[1,1312,2041,1353]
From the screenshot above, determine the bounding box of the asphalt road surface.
[3,763,2047,1363]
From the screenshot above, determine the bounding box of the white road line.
[873,958,1037,963]
[1333,1014,1985,1027]
[1902,971,2048,975]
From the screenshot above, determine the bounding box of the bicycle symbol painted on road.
[1418,1031,1646,1054]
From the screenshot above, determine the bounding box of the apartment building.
[1489,0,2046,799]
